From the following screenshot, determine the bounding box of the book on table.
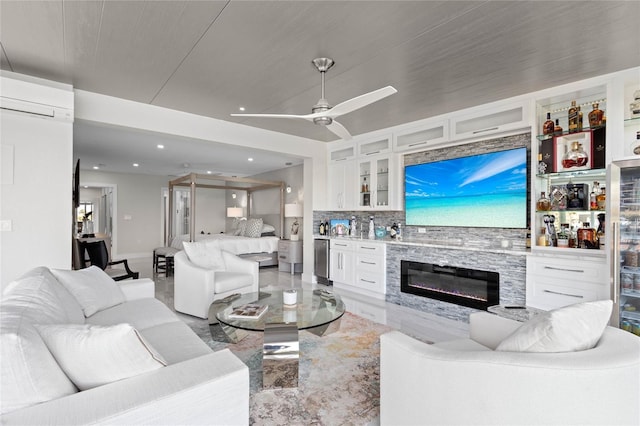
[228,303,268,319]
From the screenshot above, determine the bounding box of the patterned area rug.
[188,312,394,425]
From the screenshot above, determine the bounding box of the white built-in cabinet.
[357,153,397,210]
[393,119,448,152]
[450,101,528,141]
[330,239,386,299]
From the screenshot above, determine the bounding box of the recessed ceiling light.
[93,166,99,170]
[207,170,212,174]
[239,106,246,112]
[157,144,164,149]
[248,157,253,162]
[133,163,139,167]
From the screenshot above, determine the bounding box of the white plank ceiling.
[1,0,639,176]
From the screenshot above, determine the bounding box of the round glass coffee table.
[208,289,345,389]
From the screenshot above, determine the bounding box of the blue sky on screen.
[405,148,527,198]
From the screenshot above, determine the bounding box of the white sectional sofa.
[381,308,640,426]
[1,266,249,425]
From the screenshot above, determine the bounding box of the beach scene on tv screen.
[405,147,527,228]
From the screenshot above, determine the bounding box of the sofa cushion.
[137,321,212,364]
[244,218,263,238]
[52,266,125,317]
[214,271,254,294]
[496,300,613,353]
[35,323,166,391]
[183,241,225,271]
[86,298,179,331]
[1,268,80,415]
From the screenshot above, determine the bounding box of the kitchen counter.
[313,234,529,256]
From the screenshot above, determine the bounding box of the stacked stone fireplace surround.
[314,133,530,323]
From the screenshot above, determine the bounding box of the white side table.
[487,305,546,322]
[278,240,303,274]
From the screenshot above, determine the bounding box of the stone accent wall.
[385,244,526,322]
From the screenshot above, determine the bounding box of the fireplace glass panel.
[401,261,499,310]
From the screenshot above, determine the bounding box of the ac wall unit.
[0,71,74,122]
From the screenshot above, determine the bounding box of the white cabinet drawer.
[393,119,449,152]
[355,253,385,274]
[354,270,386,295]
[355,241,385,255]
[451,101,528,141]
[341,296,387,323]
[331,239,355,251]
[528,255,606,286]
[528,280,599,310]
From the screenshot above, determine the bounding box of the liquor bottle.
[368,216,375,239]
[554,119,563,136]
[596,213,605,249]
[362,177,367,193]
[577,105,583,132]
[588,103,604,128]
[536,191,551,211]
[590,187,597,210]
[396,222,403,241]
[568,100,579,133]
[319,221,325,236]
[542,112,554,135]
[561,141,588,169]
[557,223,570,248]
[596,187,606,210]
[577,222,598,249]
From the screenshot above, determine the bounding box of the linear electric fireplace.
[401,261,499,310]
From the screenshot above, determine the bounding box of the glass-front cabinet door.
[357,154,395,210]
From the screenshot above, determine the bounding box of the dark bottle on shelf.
[577,105,583,132]
[588,103,604,127]
[542,112,554,135]
[568,100,579,133]
[577,222,598,249]
[554,119,563,136]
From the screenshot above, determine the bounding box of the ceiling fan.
[231,58,397,140]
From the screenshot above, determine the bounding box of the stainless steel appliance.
[314,239,331,285]
[610,158,640,335]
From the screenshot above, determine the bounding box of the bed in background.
[170,216,282,267]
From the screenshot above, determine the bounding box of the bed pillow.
[51,266,125,317]
[183,241,225,270]
[496,300,613,353]
[234,218,247,236]
[244,218,264,238]
[35,323,166,391]
[261,223,276,233]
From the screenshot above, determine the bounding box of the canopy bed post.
[189,173,196,243]
[280,183,285,239]
[167,182,174,247]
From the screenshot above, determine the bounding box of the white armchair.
[174,249,259,319]
[381,311,640,426]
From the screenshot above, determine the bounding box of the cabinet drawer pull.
[472,126,499,134]
[543,289,584,299]
[360,261,376,265]
[544,266,584,273]
[360,279,376,284]
[335,243,348,247]
[360,246,376,250]
[408,141,427,147]
[365,150,380,156]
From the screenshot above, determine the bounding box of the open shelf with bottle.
[534,167,605,254]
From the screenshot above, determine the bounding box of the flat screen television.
[405,147,527,228]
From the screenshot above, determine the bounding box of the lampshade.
[227,207,243,218]
[284,203,303,218]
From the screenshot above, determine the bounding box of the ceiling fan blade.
[326,120,352,140]
[325,86,397,118]
[231,113,313,121]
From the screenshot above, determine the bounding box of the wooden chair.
[79,240,139,281]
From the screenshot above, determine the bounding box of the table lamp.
[284,203,303,241]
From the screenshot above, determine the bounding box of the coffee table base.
[263,323,299,389]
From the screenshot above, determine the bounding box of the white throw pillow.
[496,300,613,353]
[244,218,264,238]
[35,323,167,391]
[261,223,276,233]
[235,218,248,236]
[51,266,125,317]
[183,241,225,270]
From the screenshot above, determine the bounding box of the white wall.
[81,170,167,258]
[1,111,73,288]
[194,186,226,235]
